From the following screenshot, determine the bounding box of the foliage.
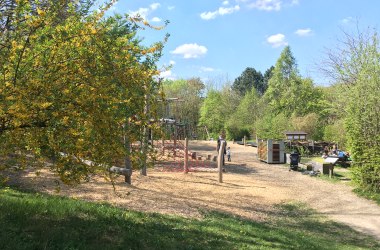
[198,87,240,139]
[323,119,346,147]
[225,87,259,140]
[0,0,166,183]
[1,187,379,249]
[265,48,322,117]
[232,67,265,96]
[290,113,323,141]
[161,77,205,137]
[328,29,380,192]
[353,187,380,206]
[255,112,290,140]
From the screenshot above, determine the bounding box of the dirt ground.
[6,140,380,241]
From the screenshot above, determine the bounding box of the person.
[226,147,231,162]
[321,152,328,159]
[216,133,227,165]
[324,146,329,156]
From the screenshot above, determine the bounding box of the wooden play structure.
[257,139,285,164]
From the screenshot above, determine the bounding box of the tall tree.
[198,86,239,139]
[264,46,322,117]
[225,87,259,139]
[262,66,274,94]
[232,67,264,96]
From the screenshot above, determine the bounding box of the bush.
[352,163,380,193]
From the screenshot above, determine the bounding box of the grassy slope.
[1,187,379,250]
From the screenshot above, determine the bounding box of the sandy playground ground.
[5,140,380,241]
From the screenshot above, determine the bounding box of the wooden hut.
[285,131,307,141]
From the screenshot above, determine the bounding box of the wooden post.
[184,138,189,173]
[140,82,150,176]
[124,122,132,184]
[244,136,247,146]
[162,137,165,155]
[218,140,226,183]
[329,163,334,178]
[173,127,177,157]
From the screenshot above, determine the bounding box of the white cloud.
[341,16,353,24]
[169,60,176,65]
[171,43,208,59]
[237,0,297,11]
[248,0,282,11]
[200,5,240,20]
[160,70,172,78]
[200,66,215,72]
[129,3,161,20]
[159,70,177,80]
[151,17,161,22]
[150,3,160,10]
[295,28,312,36]
[130,7,149,19]
[222,1,229,5]
[291,0,299,5]
[267,33,288,48]
[168,6,175,10]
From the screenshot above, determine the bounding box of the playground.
[7,140,380,241]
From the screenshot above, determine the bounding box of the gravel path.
[236,145,380,240]
[8,140,380,241]
[186,140,380,240]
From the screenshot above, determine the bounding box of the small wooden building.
[285,131,307,141]
[257,139,285,164]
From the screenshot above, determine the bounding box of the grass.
[353,188,380,206]
[1,187,379,250]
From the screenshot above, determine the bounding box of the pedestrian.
[226,147,231,162]
[216,132,227,165]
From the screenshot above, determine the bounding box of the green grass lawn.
[1,187,379,250]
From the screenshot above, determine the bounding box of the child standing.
[226,147,231,162]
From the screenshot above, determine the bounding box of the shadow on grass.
[0,187,379,250]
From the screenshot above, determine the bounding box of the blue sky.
[106,0,380,86]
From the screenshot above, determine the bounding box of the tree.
[255,112,290,140]
[0,0,166,183]
[323,28,380,192]
[262,66,274,94]
[162,77,205,137]
[264,46,323,117]
[198,86,239,139]
[225,87,259,139]
[232,67,264,96]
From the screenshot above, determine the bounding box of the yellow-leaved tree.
[0,0,167,184]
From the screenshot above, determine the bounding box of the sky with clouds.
[107,0,380,86]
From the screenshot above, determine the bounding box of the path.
[7,140,380,241]
[231,142,380,240]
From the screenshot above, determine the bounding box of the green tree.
[324,28,380,192]
[226,87,259,140]
[264,46,323,117]
[255,112,290,140]
[232,67,265,96]
[162,77,205,137]
[262,66,274,94]
[198,87,239,139]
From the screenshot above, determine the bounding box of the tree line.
[165,33,380,193]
